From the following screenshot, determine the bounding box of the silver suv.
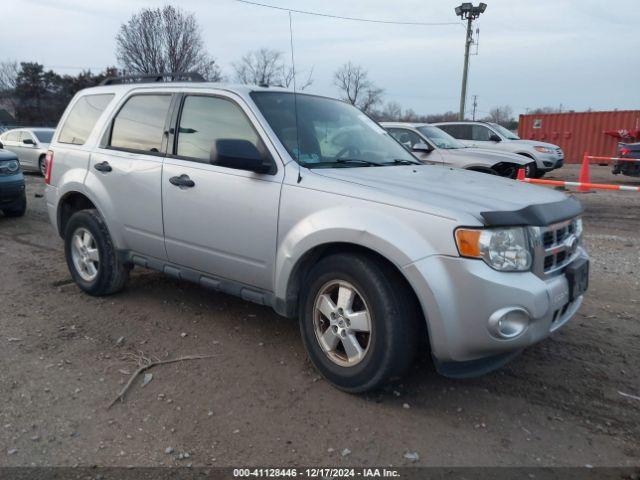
[45,78,589,392]
[434,121,564,178]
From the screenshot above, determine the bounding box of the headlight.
[0,160,19,174]
[455,227,532,271]
[533,146,554,154]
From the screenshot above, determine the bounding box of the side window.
[176,95,264,164]
[388,128,422,148]
[472,125,493,141]
[59,94,114,145]
[5,130,20,142]
[440,124,472,139]
[110,94,172,153]
[19,131,33,143]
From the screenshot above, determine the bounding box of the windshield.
[33,130,54,143]
[489,123,519,140]
[416,125,466,149]
[251,92,419,168]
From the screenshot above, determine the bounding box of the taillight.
[619,147,631,157]
[44,150,54,185]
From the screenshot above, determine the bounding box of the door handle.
[169,174,195,188]
[94,161,112,172]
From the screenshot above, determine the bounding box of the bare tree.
[0,61,19,114]
[233,48,312,89]
[333,62,383,114]
[380,101,402,121]
[486,105,514,125]
[116,5,222,80]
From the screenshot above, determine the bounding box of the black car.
[0,141,27,217]
[613,142,640,177]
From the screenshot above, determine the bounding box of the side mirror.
[23,138,35,145]
[412,142,432,152]
[489,134,501,142]
[211,139,272,174]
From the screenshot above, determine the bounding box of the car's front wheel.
[299,253,420,393]
[64,209,129,296]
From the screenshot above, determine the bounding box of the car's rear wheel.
[64,209,129,296]
[299,253,420,393]
[39,155,47,176]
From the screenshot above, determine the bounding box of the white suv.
[434,121,564,178]
[44,76,588,392]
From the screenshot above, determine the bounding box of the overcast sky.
[2,0,638,117]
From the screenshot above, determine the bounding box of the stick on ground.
[107,354,217,409]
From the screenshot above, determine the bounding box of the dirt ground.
[0,164,638,468]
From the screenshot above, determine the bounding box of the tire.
[524,161,537,179]
[64,209,129,296]
[299,253,420,393]
[3,195,26,217]
[533,170,546,179]
[39,155,47,176]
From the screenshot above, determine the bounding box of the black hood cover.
[481,196,583,227]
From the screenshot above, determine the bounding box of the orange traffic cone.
[517,168,526,181]
[578,152,591,192]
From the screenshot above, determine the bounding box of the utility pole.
[471,94,478,120]
[455,3,487,120]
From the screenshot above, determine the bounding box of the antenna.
[289,11,303,184]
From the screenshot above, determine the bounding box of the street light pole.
[459,15,473,120]
[455,3,487,120]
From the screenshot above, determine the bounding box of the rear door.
[438,124,475,147]
[161,92,282,291]
[86,92,173,260]
[18,131,39,168]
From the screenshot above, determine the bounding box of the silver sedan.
[0,128,54,175]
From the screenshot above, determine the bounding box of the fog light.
[488,307,530,339]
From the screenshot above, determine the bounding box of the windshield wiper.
[334,158,382,166]
[303,158,381,169]
[380,158,422,166]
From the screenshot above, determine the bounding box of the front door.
[162,93,282,291]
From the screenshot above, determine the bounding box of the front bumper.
[403,247,588,369]
[0,178,26,206]
[538,153,564,171]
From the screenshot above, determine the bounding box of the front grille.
[530,218,581,278]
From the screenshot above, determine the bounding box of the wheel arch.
[57,190,97,237]
[276,241,426,341]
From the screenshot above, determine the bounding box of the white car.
[0,128,55,175]
[433,121,564,178]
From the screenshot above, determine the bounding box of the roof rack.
[99,72,205,86]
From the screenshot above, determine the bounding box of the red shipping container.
[518,110,640,164]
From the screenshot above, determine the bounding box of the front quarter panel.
[274,176,461,303]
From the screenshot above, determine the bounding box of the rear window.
[58,94,114,145]
[109,94,172,153]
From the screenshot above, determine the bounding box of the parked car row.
[0,128,55,175]
[382,122,534,178]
